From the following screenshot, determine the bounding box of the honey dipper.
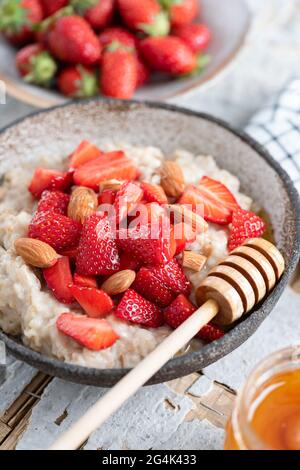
[50,237,285,450]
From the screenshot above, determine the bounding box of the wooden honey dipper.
[50,237,285,450]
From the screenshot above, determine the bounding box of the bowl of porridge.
[0,99,299,387]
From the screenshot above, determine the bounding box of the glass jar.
[224,345,300,450]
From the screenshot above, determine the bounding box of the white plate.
[0,0,251,108]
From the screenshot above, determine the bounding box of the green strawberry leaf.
[0,0,29,33]
[139,12,170,37]
[71,0,98,15]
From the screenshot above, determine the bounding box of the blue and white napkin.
[246,78,300,194]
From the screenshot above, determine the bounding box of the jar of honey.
[224,346,300,450]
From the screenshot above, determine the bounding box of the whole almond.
[182,251,207,272]
[15,238,59,268]
[68,187,98,224]
[99,179,124,192]
[101,270,136,296]
[160,161,185,198]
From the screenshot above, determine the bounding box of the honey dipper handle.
[50,299,219,450]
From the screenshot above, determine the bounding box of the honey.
[224,346,300,450]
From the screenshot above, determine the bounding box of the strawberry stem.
[159,0,182,9]
[71,0,99,15]
[24,52,57,87]
[35,5,74,33]
[0,0,28,33]
[76,66,99,98]
[180,54,211,79]
[139,12,170,37]
[105,40,134,54]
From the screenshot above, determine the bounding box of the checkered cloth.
[246,78,300,193]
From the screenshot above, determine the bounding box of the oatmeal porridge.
[0,141,264,369]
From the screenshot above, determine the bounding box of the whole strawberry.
[99,26,137,50]
[0,0,44,46]
[16,43,57,86]
[71,0,115,30]
[173,23,211,53]
[58,65,98,97]
[136,55,150,87]
[228,208,266,252]
[101,42,138,99]
[118,0,169,36]
[48,15,102,65]
[40,0,68,16]
[160,0,198,28]
[140,36,196,75]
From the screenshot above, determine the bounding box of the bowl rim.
[0,0,252,108]
[0,97,299,387]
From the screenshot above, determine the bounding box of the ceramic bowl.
[0,0,251,107]
[0,98,299,386]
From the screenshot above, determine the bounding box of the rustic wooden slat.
[0,421,11,443]
[0,416,30,451]
[0,372,52,450]
[6,374,52,428]
[185,383,236,429]
[16,379,92,450]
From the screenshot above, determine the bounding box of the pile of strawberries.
[16,141,266,351]
[0,0,212,100]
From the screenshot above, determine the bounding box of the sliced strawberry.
[228,208,266,252]
[115,289,164,328]
[56,313,118,350]
[130,202,166,228]
[164,294,224,343]
[150,259,191,296]
[28,168,65,198]
[117,222,176,266]
[133,267,175,307]
[76,213,120,276]
[119,251,141,271]
[114,181,144,223]
[141,181,168,205]
[70,285,114,318]
[73,273,98,288]
[73,151,140,189]
[98,189,117,205]
[43,256,74,304]
[28,211,82,252]
[179,176,240,225]
[69,140,102,169]
[174,222,197,255]
[198,323,225,342]
[50,170,74,193]
[37,190,70,215]
[60,246,79,259]
[164,294,196,329]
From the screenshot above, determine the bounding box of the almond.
[68,187,98,224]
[14,238,59,268]
[201,241,213,258]
[182,251,207,272]
[160,161,185,198]
[99,179,124,192]
[168,204,208,233]
[101,270,136,296]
